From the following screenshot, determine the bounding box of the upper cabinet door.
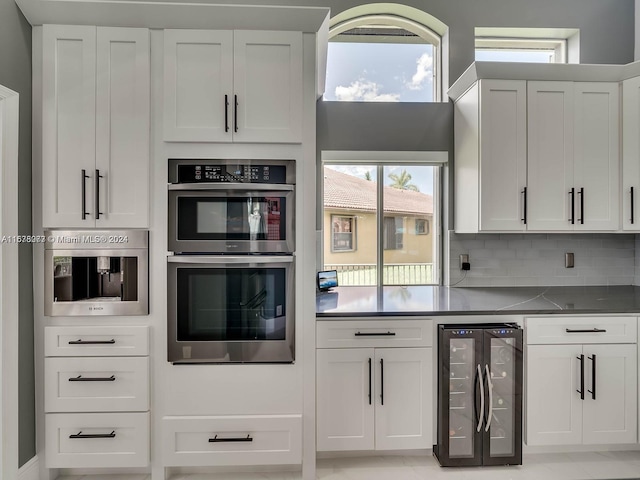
[42,25,97,228]
[479,80,527,231]
[95,27,150,228]
[573,82,619,231]
[527,81,574,231]
[233,30,302,143]
[163,30,233,142]
[622,77,640,231]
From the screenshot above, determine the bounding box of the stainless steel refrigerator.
[434,324,523,466]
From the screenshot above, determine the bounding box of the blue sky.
[324,42,435,102]
[327,165,435,195]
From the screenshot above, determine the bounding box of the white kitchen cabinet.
[316,319,433,452]
[163,29,302,143]
[44,325,150,468]
[316,348,375,451]
[622,76,640,231]
[526,317,637,446]
[527,81,619,231]
[527,81,574,231]
[42,25,149,228]
[162,415,302,467]
[316,346,432,451]
[454,79,619,232]
[374,347,432,451]
[454,80,527,232]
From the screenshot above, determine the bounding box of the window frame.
[330,214,357,253]
[321,151,446,286]
[415,218,429,235]
[475,37,567,64]
[327,14,442,102]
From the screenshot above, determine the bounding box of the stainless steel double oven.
[167,159,295,364]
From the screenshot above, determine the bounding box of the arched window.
[324,5,446,102]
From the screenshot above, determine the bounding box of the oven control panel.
[176,164,288,184]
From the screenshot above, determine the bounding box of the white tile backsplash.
[449,232,637,287]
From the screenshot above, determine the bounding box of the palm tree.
[364,171,373,181]
[388,170,419,191]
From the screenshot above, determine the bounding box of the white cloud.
[334,79,400,102]
[405,53,433,91]
[327,165,375,179]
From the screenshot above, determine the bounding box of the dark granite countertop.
[316,286,640,317]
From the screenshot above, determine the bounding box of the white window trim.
[328,14,442,101]
[475,37,567,63]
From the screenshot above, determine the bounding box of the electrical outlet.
[565,252,574,268]
[460,254,470,271]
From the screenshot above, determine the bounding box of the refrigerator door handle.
[484,364,493,432]
[476,363,485,432]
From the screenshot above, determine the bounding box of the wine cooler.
[434,324,523,466]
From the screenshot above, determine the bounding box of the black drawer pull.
[69,375,116,382]
[70,431,116,439]
[565,328,607,333]
[209,434,253,443]
[68,339,116,345]
[354,332,396,337]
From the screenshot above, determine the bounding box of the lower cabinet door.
[316,348,375,451]
[526,345,583,445]
[162,414,302,466]
[582,344,638,445]
[45,412,149,468]
[374,347,432,450]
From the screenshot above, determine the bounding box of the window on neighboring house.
[331,215,356,252]
[415,218,429,235]
[322,159,441,286]
[383,217,404,250]
[324,10,444,102]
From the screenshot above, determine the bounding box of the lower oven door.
[167,255,294,363]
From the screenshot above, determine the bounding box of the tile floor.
[57,451,640,480]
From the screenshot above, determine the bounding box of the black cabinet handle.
[578,187,584,224]
[354,332,396,337]
[95,169,103,219]
[587,354,596,400]
[70,430,115,439]
[81,169,90,220]
[566,328,606,333]
[68,339,116,345]
[368,357,372,405]
[631,187,635,224]
[234,95,238,133]
[209,435,252,443]
[224,95,229,133]
[569,188,575,224]
[69,375,115,382]
[577,354,585,400]
[521,187,527,224]
[380,358,384,406]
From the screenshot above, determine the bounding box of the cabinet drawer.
[162,414,302,466]
[45,326,149,356]
[526,317,637,344]
[45,412,149,468]
[317,319,432,349]
[45,357,148,412]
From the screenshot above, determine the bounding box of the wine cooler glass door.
[482,329,523,466]
[437,328,484,466]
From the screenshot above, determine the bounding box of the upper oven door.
[168,184,295,254]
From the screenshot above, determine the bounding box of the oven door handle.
[168,183,294,192]
[167,255,294,264]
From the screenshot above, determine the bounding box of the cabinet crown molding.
[15,0,330,33]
